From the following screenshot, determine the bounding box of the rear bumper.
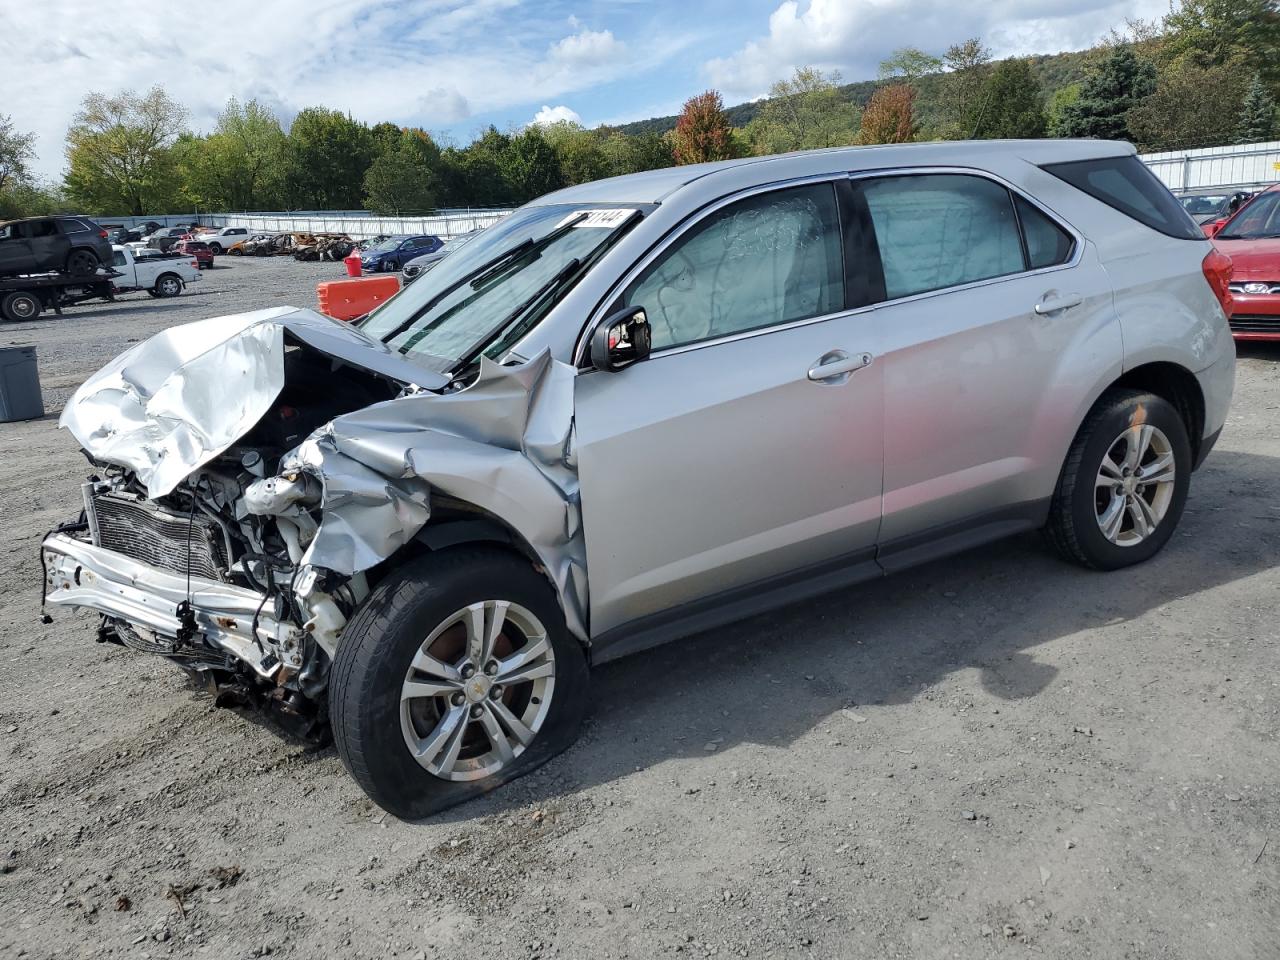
[41,533,295,678]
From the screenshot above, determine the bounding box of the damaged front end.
[42,305,583,737]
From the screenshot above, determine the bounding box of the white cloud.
[705,0,1171,101]
[549,28,625,67]
[0,0,641,180]
[531,105,583,126]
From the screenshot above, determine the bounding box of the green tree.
[539,121,610,185]
[502,126,565,201]
[1046,83,1083,136]
[0,115,36,196]
[281,108,375,209]
[64,87,188,214]
[1127,61,1249,151]
[857,84,917,144]
[178,98,285,210]
[878,47,943,85]
[672,91,736,164]
[745,67,859,154]
[969,59,1048,139]
[1236,74,1278,143]
[599,130,672,176]
[941,38,993,138]
[1162,0,1280,84]
[1051,45,1156,141]
[363,130,438,214]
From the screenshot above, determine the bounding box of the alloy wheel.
[1094,422,1176,547]
[400,600,556,781]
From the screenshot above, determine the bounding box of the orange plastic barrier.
[317,275,400,321]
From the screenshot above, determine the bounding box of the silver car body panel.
[48,138,1235,672]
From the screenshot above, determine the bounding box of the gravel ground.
[1,256,1278,959]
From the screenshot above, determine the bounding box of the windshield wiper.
[379,212,588,344]
[450,258,583,374]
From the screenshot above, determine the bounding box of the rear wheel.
[66,249,99,275]
[329,547,589,820]
[0,291,41,322]
[153,274,183,298]
[208,243,223,255]
[1045,389,1191,570]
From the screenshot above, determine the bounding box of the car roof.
[530,139,1137,206]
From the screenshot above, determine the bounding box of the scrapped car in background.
[1210,183,1280,340]
[361,234,443,272]
[1179,190,1254,227]
[401,229,482,284]
[43,140,1234,819]
[0,215,114,276]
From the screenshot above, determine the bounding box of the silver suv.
[43,141,1235,818]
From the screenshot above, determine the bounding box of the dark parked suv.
[0,216,113,277]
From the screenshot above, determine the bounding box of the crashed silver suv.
[43,141,1235,819]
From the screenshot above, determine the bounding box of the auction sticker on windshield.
[557,208,638,229]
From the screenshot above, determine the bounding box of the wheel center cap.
[464,675,492,703]
[1122,476,1138,495]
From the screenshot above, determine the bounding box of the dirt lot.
[2,257,1278,959]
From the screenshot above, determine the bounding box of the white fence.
[1140,141,1280,193]
[100,208,513,239]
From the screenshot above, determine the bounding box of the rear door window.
[859,174,1024,300]
[1015,196,1075,269]
[1042,155,1202,240]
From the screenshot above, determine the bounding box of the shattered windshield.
[358,204,640,376]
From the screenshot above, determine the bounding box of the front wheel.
[153,274,183,298]
[329,547,589,819]
[1,290,41,322]
[1045,389,1191,570]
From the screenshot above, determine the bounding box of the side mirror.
[1206,218,1228,237]
[590,306,652,372]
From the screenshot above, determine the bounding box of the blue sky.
[8,0,1169,179]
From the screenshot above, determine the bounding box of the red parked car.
[174,239,213,269]
[1210,184,1280,341]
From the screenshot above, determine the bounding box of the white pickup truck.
[109,245,202,298]
[198,226,250,254]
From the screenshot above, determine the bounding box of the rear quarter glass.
[1042,156,1203,241]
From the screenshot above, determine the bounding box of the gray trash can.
[0,345,45,422]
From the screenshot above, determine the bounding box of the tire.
[1045,388,1191,570]
[1,290,41,322]
[153,274,183,298]
[208,243,223,255]
[66,248,99,276]
[329,546,589,820]
[228,247,243,256]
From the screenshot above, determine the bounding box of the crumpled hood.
[60,305,448,498]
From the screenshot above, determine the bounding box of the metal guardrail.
[99,208,514,239]
[1141,141,1280,193]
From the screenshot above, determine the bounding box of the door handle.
[1034,293,1083,315]
[807,350,873,382]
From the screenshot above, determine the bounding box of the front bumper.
[41,533,296,679]
[1225,294,1280,340]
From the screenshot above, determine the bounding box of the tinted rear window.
[1042,156,1202,240]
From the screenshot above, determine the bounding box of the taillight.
[98,229,108,239]
[190,260,199,268]
[1202,248,1233,318]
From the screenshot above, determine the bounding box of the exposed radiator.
[90,492,228,581]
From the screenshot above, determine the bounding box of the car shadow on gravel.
[430,447,1280,822]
